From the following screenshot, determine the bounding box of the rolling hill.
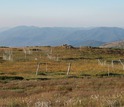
[0,26,124,47]
[100,40,124,48]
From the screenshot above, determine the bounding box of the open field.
[0,46,124,107]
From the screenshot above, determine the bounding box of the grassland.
[0,46,124,107]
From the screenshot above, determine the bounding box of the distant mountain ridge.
[0,27,10,33]
[0,26,124,47]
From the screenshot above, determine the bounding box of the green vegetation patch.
[38,71,66,76]
[96,72,124,77]
[28,77,50,80]
[0,76,24,80]
[80,73,91,77]
[0,72,5,75]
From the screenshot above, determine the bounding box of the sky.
[0,0,124,28]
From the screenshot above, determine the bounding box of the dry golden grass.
[0,46,124,106]
[0,78,124,107]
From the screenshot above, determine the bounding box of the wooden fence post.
[46,63,48,72]
[111,60,114,68]
[36,62,40,75]
[98,59,103,66]
[108,64,110,76]
[67,63,71,76]
[119,60,124,70]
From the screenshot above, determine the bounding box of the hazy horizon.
[0,25,124,29]
[0,0,124,28]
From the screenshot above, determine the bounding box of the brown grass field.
[0,46,124,107]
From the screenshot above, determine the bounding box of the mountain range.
[0,26,124,47]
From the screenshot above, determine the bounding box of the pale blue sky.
[0,0,124,27]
